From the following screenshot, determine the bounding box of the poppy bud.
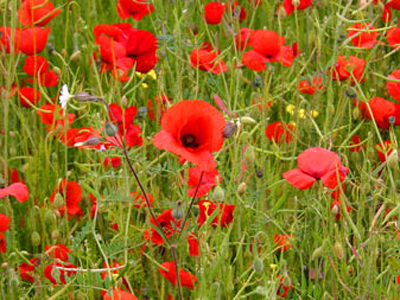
[212,186,225,202]
[84,136,101,146]
[105,122,118,137]
[70,50,81,62]
[45,210,56,226]
[331,204,339,217]
[9,277,19,288]
[333,241,345,260]
[311,246,323,260]
[53,193,64,210]
[255,168,263,178]
[51,229,60,240]
[31,231,41,247]
[245,146,256,166]
[223,121,237,139]
[253,257,264,274]
[121,95,128,107]
[237,182,247,195]
[387,149,398,169]
[53,66,62,76]
[240,116,256,125]
[172,200,184,220]
[76,292,85,300]
[73,92,101,103]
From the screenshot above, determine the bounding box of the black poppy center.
[181,133,199,149]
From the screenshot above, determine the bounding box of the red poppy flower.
[376,141,394,162]
[382,0,400,22]
[103,156,121,168]
[8,168,24,184]
[18,87,40,108]
[331,200,352,221]
[108,103,143,147]
[274,233,292,252]
[158,261,197,290]
[242,30,294,71]
[349,135,363,152]
[15,27,50,55]
[265,122,295,143]
[0,27,12,53]
[283,0,312,15]
[37,104,75,131]
[187,167,221,198]
[131,191,153,208]
[0,213,10,232]
[145,209,181,245]
[23,55,58,87]
[358,97,397,129]
[0,182,29,203]
[387,27,400,47]
[152,100,226,172]
[298,75,324,95]
[188,232,199,256]
[235,28,253,50]
[330,55,365,84]
[116,0,154,21]
[103,289,138,300]
[49,179,82,217]
[397,274,400,286]
[190,46,228,74]
[276,275,293,298]
[0,232,5,253]
[18,0,61,26]
[44,263,77,286]
[19,258,40,282]
[198,200,235,228]
[204,2,225,25]
[386,70,400,102]
[283,147,349,190]
[348,23,378,49]
[94,23,158,80]
[45,244,72,262]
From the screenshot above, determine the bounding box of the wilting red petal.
[282,169,316,190]
[0,182,29,203]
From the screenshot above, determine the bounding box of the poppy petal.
[282,169,316,190]
[0,182,29,203]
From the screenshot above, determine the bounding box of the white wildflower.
[59,84,72,109]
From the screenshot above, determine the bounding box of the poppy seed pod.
[105,122,118,137]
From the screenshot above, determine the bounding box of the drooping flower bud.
[31,231,41,247]
[240,116,256,125]
[333,241,345,260]
[45,210,56,226]
[172,200,184,220]
[245,146,256,166]
[387,149,398,169]
[253,257,264,274]
[105,122,118,137]
[53,193,64,210]
[223,121,237,139]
